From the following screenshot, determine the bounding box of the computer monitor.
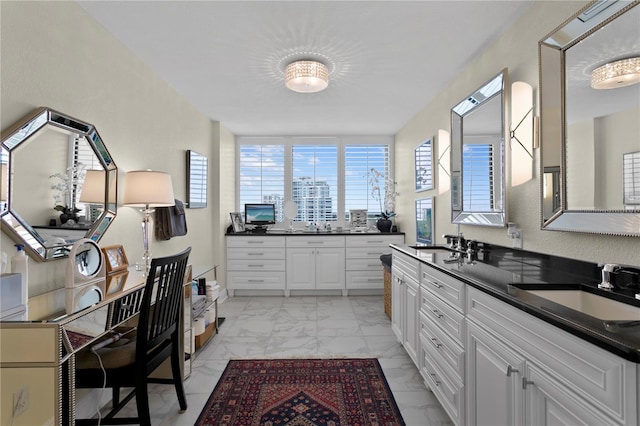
[244,203,276,232]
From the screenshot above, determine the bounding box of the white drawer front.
[420,287,465,347]
[227,259,286,272]
[346,235,404,247]
[421,266,465,312]
[346,257,385,270]
[286,236,345,248]
[227,271,286,290]
[421,340,464,426]
[467,286,634,425]
[226,236,286,248]
[392,252,420,280]
[346,271,383,289]
[420,311,464,383]
[346,246,389,260]
[227,247,285,260]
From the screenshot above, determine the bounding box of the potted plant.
[368,167,399,232]
[50,163,85,225]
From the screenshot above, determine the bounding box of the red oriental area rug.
[194,358,405,426]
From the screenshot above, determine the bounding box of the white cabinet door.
[286,249,315,289]
[466,322,525,426]
[391,269,403,341]
[404,275,419,363]
[524,363,615,426]
[315,247,345,289]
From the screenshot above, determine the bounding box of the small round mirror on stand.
[65,238,106,314]
[284,201,298,233]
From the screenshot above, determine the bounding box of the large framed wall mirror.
[1,108,118,261]
[539,0,640,236]
[186,150,208,208]
[450,69,508,226]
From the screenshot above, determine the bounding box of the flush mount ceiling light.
[285,60,329,93]
[591,57,640,89]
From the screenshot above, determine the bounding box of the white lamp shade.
[123,170,175,207]
[79,170,106,204]
[511,81,534,187]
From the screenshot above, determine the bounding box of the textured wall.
[394,0,640,265]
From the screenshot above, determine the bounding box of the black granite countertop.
[391,243,640,363]
[227,231,405,236]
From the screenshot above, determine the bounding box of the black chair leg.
[135,382,151,426]
[171,337,188,411]
[112,386,120,407]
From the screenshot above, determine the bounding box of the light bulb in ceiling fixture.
[285,60,329,93]
[591,57,640,89]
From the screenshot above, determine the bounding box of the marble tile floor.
[110,295,454,425]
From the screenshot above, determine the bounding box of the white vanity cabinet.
[226,236,286,296]
[286,236,346,294]
[391,251,420,364]
[466,286,638,426]
[345,235,404,290]
[419,265,466,425]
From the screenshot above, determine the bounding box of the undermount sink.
[526,290,640,321]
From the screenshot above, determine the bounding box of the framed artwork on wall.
[415,138,434,192]
[187,150,208,208]
[415,197,434,245]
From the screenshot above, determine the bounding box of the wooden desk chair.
[75,247,191,425]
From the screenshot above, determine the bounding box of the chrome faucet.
[599,263,620,290]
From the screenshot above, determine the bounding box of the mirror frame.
[450,68,508,227]
[1,107,118,261]
[539,0,640,237]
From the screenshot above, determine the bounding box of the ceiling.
[77,1,533,137]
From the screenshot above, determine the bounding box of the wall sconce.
[437,129,451,194]
[123,170,175,274]
[510,81,538,186]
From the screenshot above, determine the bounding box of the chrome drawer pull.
[367,253,380,256]
[506,365,519,377]
[522,377,534,389]
[430,337,442,348]
[431,309,443,319]
[428,372,441,386]
[247,279,265,283]
[247,241,264,244]
[247,264,265,267]
[428,281,443,289]
[307,241,324,244]
[247,253,265,256]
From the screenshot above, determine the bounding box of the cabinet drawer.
[346,257,385,270]
[227,247,285,260]
[226,236,285,248]
[346,235,404,247]
[421,340,464,426]
[421,265,465,312]
[286,236,345,248]
[227,259,286,272]
[392,252,420,280]
[467,286,635,425]
[346,246,391,260]
[420,311,464,383]
[420,287,465,346]
[227,271,286,290]
[346,271,383,289]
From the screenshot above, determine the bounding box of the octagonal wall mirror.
[539,0,640,236]
[1,108,118,261]
[450,69,508,227]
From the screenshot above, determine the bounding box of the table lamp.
[123,170,174,273]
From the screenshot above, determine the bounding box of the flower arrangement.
[50,163,86,217]
[368,167,399,220]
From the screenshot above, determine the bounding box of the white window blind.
[415,139,433,191]
[292,145,338,222]
[345,145,389,219]
[463,143,494,211]
[239,144,285,221]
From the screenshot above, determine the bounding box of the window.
[345,144,389,219]
[238,144,285,221]
[462,143,494,211]
[292,144,338,222]
[237,137,392,224]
